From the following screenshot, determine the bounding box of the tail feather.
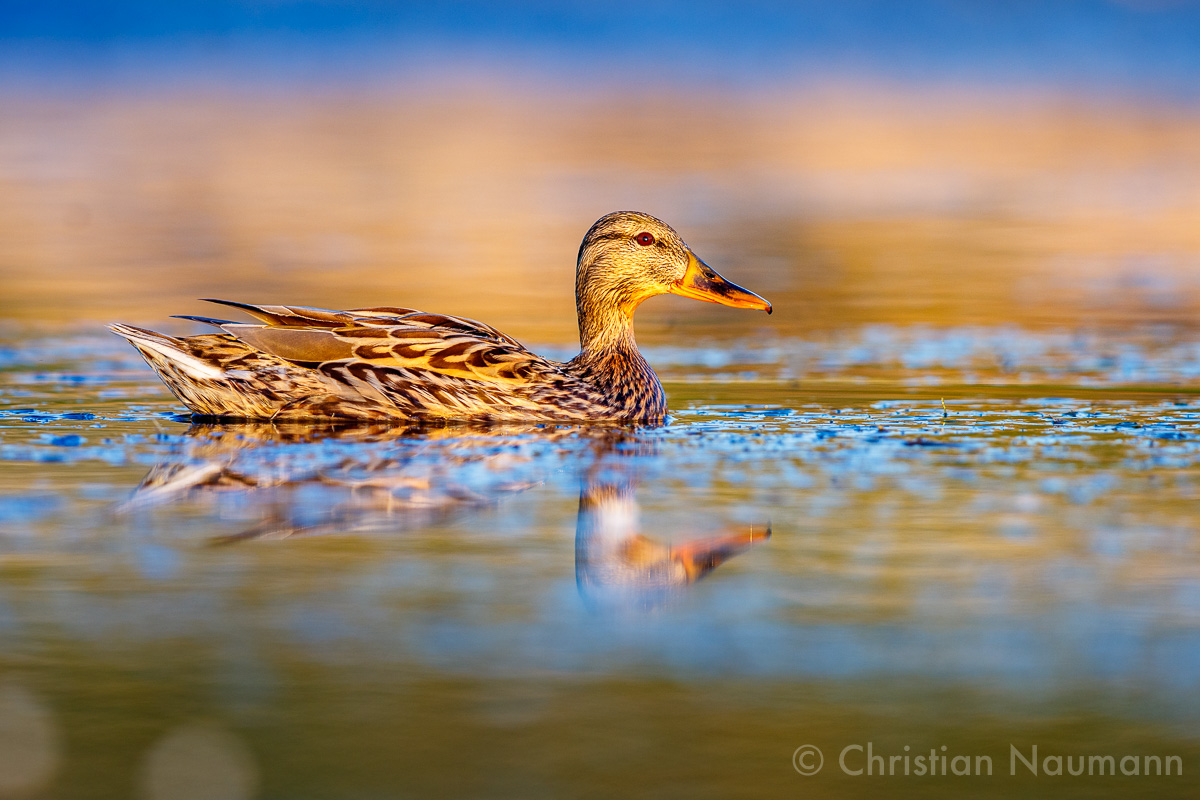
[107,322,358,419]
[107,324,226,381]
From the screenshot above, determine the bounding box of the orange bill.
[671,524,772,583]
[669,252,772,314]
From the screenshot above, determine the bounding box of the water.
[1,322,1198,798]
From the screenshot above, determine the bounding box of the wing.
[185,300,609,419]
[202,299,524,346]
[226,322,553,385]
[198,300,570,409]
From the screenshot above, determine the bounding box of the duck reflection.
[124,421,549,539]
[125,422,769,606]
[575,478,770,612]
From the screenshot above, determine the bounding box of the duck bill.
[671,524,772,583]
[669,252,772,314]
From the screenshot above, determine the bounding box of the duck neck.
[573,299,664,413]
[576,304,646,374]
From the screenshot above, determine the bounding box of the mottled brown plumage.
[109,211,771,423]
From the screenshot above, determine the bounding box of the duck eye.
[635,232,655,247]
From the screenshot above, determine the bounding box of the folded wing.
[197,300,568,417]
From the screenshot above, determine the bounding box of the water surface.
[1,322,1197,798]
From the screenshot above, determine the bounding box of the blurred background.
[3,4,1200,800]
[3,0,1200,341]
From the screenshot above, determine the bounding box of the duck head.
[575,211,771,346]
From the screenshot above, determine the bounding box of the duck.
[108,211,772,423]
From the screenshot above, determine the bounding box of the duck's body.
[110,212,771,423]
[110,302,666,422]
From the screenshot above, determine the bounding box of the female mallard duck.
[109,211,771,423]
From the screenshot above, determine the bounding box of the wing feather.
[350,309,523,346]
[207,300,522,345]
[209,301,563,390]
[203,299,358,328]
[222,324,357,364]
